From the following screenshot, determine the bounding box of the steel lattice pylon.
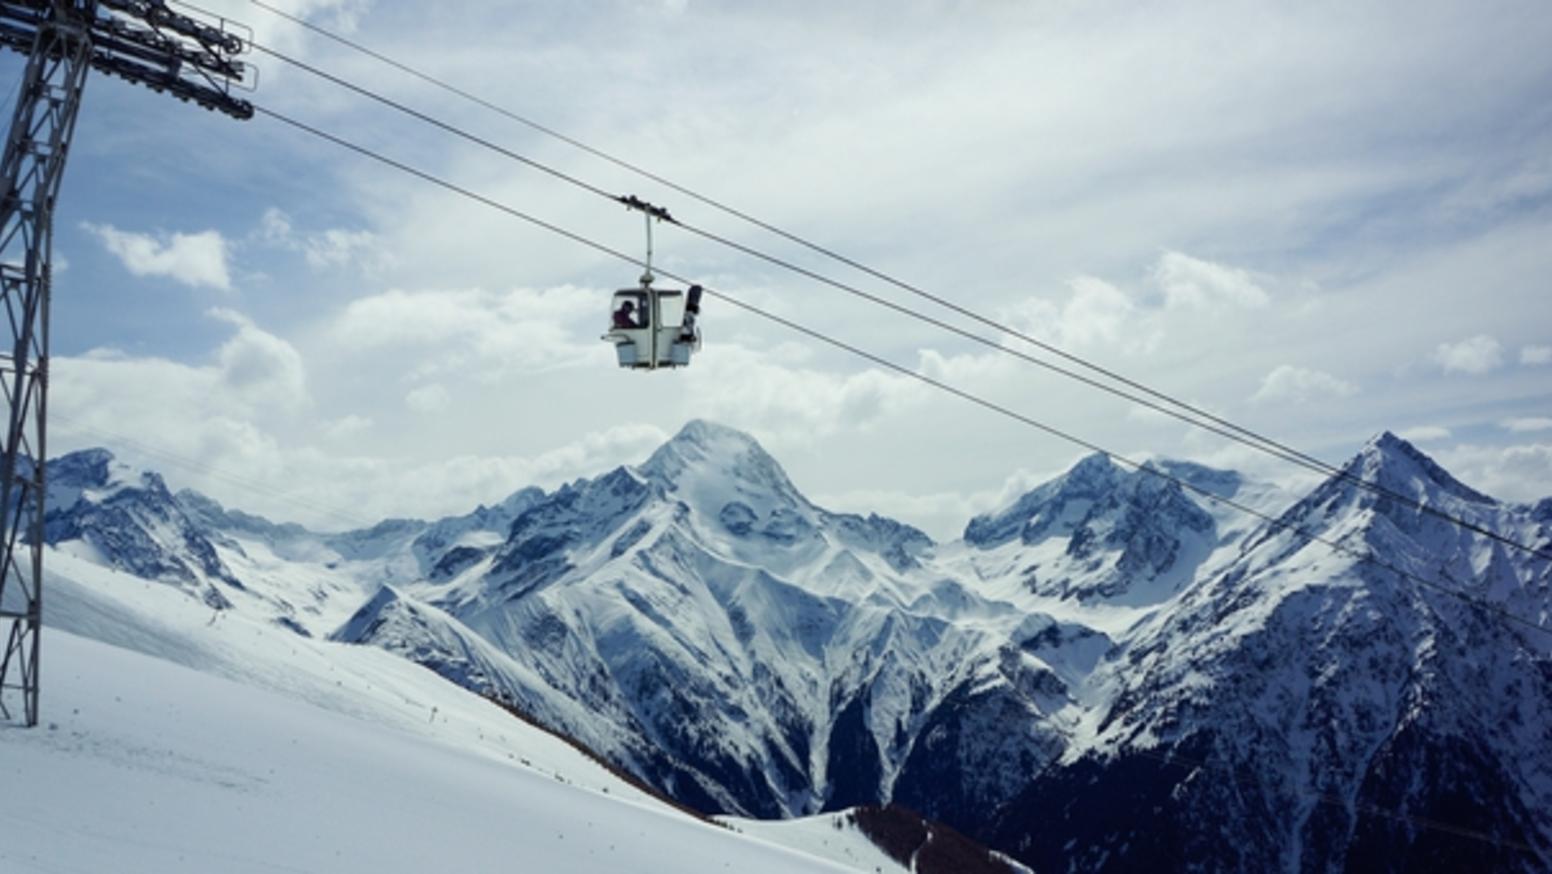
[0,0,251,726]
[0,0,94,728]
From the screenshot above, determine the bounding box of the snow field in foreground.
[1,551,899,873]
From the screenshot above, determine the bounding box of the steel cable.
[254,104,1552,643]
[236,37,1552,566]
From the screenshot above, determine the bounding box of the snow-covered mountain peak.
[1350,431,1493,505]
[175,488,314,542]
[641,419,809,515]
[1152,458,1243,499]
[965,454,1102,548]
[44,447,161,508]
[38,447,172,519]
[644,419,792,484]
[491,485,547,516]
[964,452,1210,550]
[632,422,938,580]
[36,448,240,607]
[958,453,1220,604]
[46,446,117,487]
[1066,451,1120,485]
[1246,432,1505,570]
[335,582,405,641]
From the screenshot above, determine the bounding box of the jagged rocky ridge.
[38,423,1552,872]
[30,449,240,608]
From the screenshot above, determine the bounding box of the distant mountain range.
[34,421,1552,872]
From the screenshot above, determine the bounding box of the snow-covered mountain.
[342,421,1037,819]
[32,449,240,608]
[29,423,1552,872]
[989,433,1552,872]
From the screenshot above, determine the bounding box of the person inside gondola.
[613,299,639,328]
[679,284,702,341]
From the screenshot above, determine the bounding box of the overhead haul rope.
[238,38,1552,566]
[229,0,1551,567]
[255,104,1552,645]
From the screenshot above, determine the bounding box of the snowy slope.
[3,550,909,874]
[729,813,913,874]
[0,633,896,874]
[172,482,547,638]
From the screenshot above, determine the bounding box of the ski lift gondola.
[602,200,701,369]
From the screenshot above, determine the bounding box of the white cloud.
[304,228,381,270]
[1251,365,1357,405]
[682,342,925,447]
[813,459,1077,542]
[1126,404,1174,424]
[82,222,231,291]
[303,423,670,526]
[1154,251,1269,311]
[231,332,305,410]
[996,251,1266,359]
[191,0,367,57]
[1522,345,1552,365]
[1397,425,1451,443]
[1433,335,1503,375]
[1058,277,1141,348]
[1502,417,1552,433]
[306,0,370,33]
[259,207,293,244]
[1001,276,1155,353]
[513,423,670,484]
[258,207,387,273]
[50,312,312,522]
[405,383,451,413]
[208,308,310,413]
[814,487,982,542]
[51,309,674,529]
[323,415,373,440]
[42,3,1552,539]
[57,310,308,426]
[1434,442,1552,504]
[332,286,600,380]
[1442,154,1552,218]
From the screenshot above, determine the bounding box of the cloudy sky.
[9,0,1552,538]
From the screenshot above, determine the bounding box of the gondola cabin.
[603,282,702,369]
